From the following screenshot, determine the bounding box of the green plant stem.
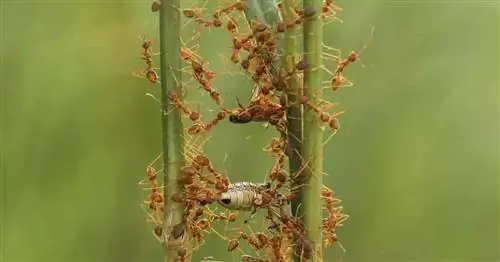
[159,2,186,262]
[301,0,324,260]
[281,0,305,261]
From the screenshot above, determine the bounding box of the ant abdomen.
[229,112,252,123]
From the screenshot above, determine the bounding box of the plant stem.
[281,0,305,261]
[301,0,324,260]
[159,2,186,262]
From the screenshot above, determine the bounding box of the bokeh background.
[1,0,498,262]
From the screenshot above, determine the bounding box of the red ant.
[133,36,160,84]
[228,96,284,126]
[322,27,374,90]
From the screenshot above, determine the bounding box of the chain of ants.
[138,1,352,261]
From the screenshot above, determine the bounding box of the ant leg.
[132,70,145,79]
[243,209,258,224]
[321,52,340,62]
[317,100,340,111]
[339,78,354,88]
[322,42,342,58]
[179,31,202,59]
[322,13,343,25]
[325,75,353,90]
[319,64,335,77]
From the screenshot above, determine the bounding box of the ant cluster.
[135,0,366,261]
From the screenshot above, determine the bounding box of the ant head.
[142,39,153,50]
[240,59,251,70]
[180,48,191,60]
[350,26,375,67]
[151,0,162,12]
[347,52,357,62]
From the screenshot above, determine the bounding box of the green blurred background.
[1,0,498,261]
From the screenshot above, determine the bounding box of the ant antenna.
[357,26,375,56]
[356,26,376,67]
[236,96,245,109]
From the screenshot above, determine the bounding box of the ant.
[180,47,215,83]
[230,34,255,63]
[228,96,285,126]
[181,3,216,29]
[322,27,375,90]
[185,110,227,136]
[179,48,223,107]
[192,154,230,191]
[178,35,223,107]
[133,36,160,84]
[167,90,202,122]
[299,95,344,131]
[321,0,343,23]
[151,0,162,12]
[229,59,307,125]
[213,2,249,37]
[275,7,317,33]
[139,154,165,212]
[213,1,247,19]
[181,1,246,33]
[321,186,348,250]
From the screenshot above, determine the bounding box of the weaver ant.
[179,48,223,107]
[321,0,343,23]
[321,186,348,249]
[275,6,317,33]
[213,1,247,19]
[228,96,285,127]
[138,154,172,243]
[299,95,343,131]
[167,90,202,122]
[133,36,160,84]
[151,0,162,12]
[322,27,375,90]
[180,2,217,29]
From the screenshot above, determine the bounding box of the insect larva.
[218,182,269,211]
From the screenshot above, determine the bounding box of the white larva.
[217,182,269,211]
